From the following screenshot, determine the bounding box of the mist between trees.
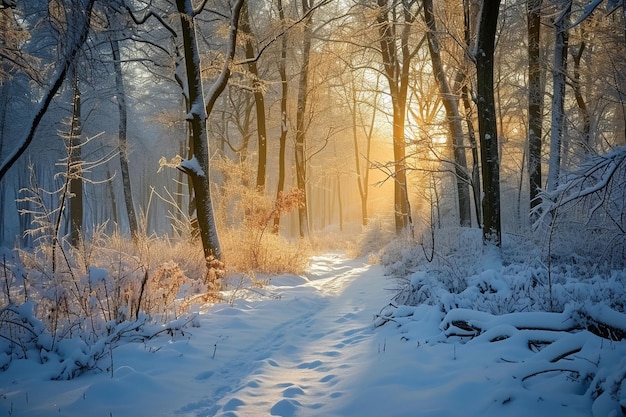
[0,1,624,303]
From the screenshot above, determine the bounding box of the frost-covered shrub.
[0,231,211,379]
[535,146,626,270]
[0,302,197,380]
[387,229,626,314]
[354,216,395,259]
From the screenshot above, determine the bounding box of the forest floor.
[0,252,623,416]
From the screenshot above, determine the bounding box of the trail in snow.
[179,254,392,416]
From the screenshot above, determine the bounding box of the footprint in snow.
[282,386,305,398]
[270,398,301,416]
[297,360,323,369]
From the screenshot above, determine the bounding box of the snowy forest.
[0,0,625,415]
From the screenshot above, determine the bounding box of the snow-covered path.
[179,254,392,416]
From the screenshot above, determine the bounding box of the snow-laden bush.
[386,226,626,315]
[0,232,209,380]
[380,224,626,417]
[534,146,626,271]
[0,302,197,380]
[354,215,396,260]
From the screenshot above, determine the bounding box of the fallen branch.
[576,304,626,341]
[442,305,626,342]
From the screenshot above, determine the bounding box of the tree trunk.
[461,0,481,227]
[111,36,139,238]
[461,80,482,226]
[337,175,343,232]
[175,0,244,261]
[423,0,472,227]
[527,0,543,212]
[350,78,374,227]
[68,67,83,247]
[547,1,571,192]
[273,0,288,233]
[294,0,313,238]
[106,165,119,229]
[375,0,414,235]
[571,38,591,149]
[240,2,268,191]
[475,0,502,246]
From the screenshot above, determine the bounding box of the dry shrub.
[143,260,186,316]
[8,228,212,339]
[215,164,310,275]
[204,255,225,291]
[222,227,310,275]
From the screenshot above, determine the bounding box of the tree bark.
[375,0,415,235]
[68,67,83,247]
[571,38,591,148]
[475,0,502,246]
[350,78,374,227]
[460,80,482,226]
[547,1,571,192]
[294,0,313,238]
[527,0,543,212]
[273,0,288,233]
[240,2,268,191]
[111,36,139,238]
[423,0,472,227]
[175,0,244,261]
[461,0,481,227]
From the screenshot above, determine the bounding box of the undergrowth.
[378,224,626,315]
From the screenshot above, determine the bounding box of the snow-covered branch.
[0,0,96,181]
[534,147,626,226]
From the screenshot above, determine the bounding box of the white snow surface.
[0,253,624,416]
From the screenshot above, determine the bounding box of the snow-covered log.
[575,304,626,341]
[513,331,595,382]
[441,305,626,342]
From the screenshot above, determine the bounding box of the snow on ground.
[0,253,623,416]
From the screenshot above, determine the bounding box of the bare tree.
[240,2,268,191]
[273,0,289,233]
[546,0,571,191]
[175,0,245,262]
[527,0,543,213]
[68,66,83,247]
[294,0,314,238]
[110,29,139,238]
[422,0,472,227]
[373,0,421,234]
[0,0,97,181]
